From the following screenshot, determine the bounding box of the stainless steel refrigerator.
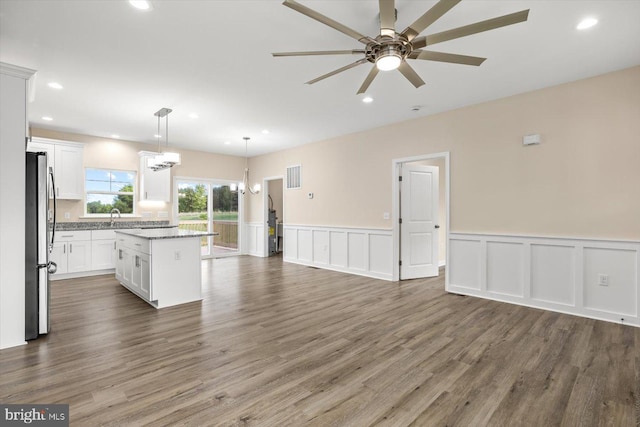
[25,151,57,340]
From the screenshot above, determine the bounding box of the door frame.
[172,175,244,258]
[262,175,285,257]
[391,152,450,282]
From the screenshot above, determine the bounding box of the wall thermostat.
[307,192,314,199]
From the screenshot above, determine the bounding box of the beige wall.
[31,128,246,223]
[247,66,640,240]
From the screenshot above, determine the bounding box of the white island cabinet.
[114,228,215,308]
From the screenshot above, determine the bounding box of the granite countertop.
[114,228,218,240]
[55,221,175,231]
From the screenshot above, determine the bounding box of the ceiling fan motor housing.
[366,35,411,64]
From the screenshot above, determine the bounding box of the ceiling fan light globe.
[376,54,402,71]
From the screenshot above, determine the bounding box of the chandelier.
[231,137,260,195]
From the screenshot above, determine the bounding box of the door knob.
[435,225,440,229]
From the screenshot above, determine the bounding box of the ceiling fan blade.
[357,66,380,94]
[306,58,369,85]
[408,50,486,66]
[283,0,374,45]
[379,0,396,37]
[273,50,365,57]
[425,9,530,46]
[398,62,425,88]
[401,0,462,41]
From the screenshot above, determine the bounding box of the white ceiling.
[1,1,639,157]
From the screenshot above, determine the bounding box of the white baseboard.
[283,224,393,281]
[50,269,114,281]
[448,232,640,328]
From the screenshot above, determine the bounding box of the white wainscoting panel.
[348,233,367,271]
[486,241,524,297]
[298,229,312,262]
[448,233,640,327]
[330,231,347,268]
[449,239,481,290]
[244,223,265,257]
[284,228,297,259]
[369,234,393,276]
[583,247,637,316]
[531,244,575,306]
[313,230,329,265]
[284,225,393,280]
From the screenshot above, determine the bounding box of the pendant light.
[148,107,181,171]
[230,137,260,195]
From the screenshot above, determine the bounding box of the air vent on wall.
[286,165,302,189]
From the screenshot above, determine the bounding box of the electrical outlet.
[64,212,70,219]
[383,212,390,220]
[598,274,609,286]
[175,251,181,261]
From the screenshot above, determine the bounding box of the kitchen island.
[114,228,216,308]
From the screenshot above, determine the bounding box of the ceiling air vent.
[286,165,301,190]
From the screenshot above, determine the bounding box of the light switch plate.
[383,212,390,220]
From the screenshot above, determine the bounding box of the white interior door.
[400,164,439,279]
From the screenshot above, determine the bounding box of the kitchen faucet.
[110,208,121,227]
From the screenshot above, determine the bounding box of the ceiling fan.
[273,0,530,94]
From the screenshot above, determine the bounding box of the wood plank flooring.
[1,255,638,426]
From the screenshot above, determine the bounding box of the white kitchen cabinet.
[49,241,68,274]
[139,152,170,202]
[91,239,116,270]
[67,240,92,273]
[28,138,84,200]
[54,143,83,199]
[131,252,151,300]
[52,231,92,275]
[91,230,117,270]
[114,229,206,308]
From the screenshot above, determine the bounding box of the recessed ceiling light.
[47,82,63,90]
[42,116,53,121]
[129,1,151,10]
[362,96,374,103]
[154,134,162,138]
[224,141,231,145]
[261,129,269,134]
[111,134,120,139]
[577,17,598,30]
[189,113,199,119]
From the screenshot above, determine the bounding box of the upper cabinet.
[138,152,170,202]
[28,138,84,200]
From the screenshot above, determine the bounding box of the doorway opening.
[263,177,284,257]
[173,177,241,258]
[392,152,450,282]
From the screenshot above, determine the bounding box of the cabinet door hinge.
[399,176,403,182]
[399,260,402,266]
[399,218,402,224]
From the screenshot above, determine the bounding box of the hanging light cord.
[242,137,259,195]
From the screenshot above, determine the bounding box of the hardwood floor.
[1,255,638,426]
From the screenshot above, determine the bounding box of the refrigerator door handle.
[49,167,57,252]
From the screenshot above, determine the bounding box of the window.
[85,168,136,215]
